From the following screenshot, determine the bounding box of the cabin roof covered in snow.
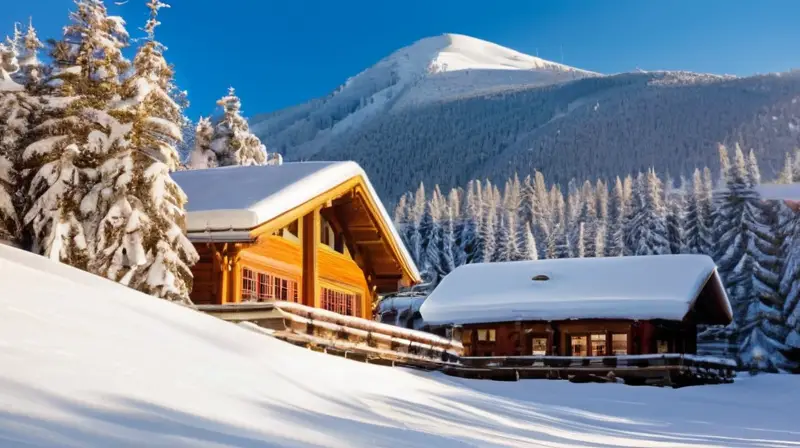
[171,161,419,280]
[756,183,800,202]
[419,255,732,326]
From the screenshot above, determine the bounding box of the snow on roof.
[171,161,418,278]
[420,254,731,326]
[756,183,800,202]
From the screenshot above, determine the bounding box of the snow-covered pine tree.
[578,180,597,257]
[187,117,216,169]
[405,182,425,266]
[520,221,538,261]
[532,171,551,259]
[210,87,267,166]
[628,169,670,256]
[778,201,800,370]
[576,222,586,258]
[459,180,479,264]
[493,212,509,262]
[84,0,198,303]
[393,193,408,226]
[0,31,26,243]
[550,223,570,259]
[478,180,497,263]
[623,172,646,255]
[684,169,712,255]
[520,174,534,225]
[701,167,716,252]
[664,175,686,255]
[777,152,794,184]
[14,20,44,89]
[734,148,787,371]
[439,192,457,276]
[419,186,444,284]
[605,177,626,257]
[23,0,130,267]
[504,210,522,261]
[595,179,608,222]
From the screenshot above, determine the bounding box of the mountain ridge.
[250,35,800,202]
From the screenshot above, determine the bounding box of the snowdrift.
[0,245,798,447]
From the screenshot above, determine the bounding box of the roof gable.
[171,162,420,282]
[419,255,732,326]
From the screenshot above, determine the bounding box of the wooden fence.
[196,302,736,387]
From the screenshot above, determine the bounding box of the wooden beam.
[302,208,321,309]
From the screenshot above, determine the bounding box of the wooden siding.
[189,245,217,305]
[461,319,698,357]
[216,225,370,318]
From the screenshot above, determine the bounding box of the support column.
[302,208,321,309]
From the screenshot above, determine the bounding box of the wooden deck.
[195,302,736,387]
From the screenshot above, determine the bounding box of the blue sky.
[4,0,799,119]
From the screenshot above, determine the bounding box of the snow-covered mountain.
[251,34,800,202]
[249,33,596,160]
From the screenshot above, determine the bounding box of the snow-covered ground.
[1,245,798,448]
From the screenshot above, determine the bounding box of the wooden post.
[231,246,243,303]
[217,243,229,304]
[302,208,321,309]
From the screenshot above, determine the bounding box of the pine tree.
[82,0,198,303]
[777,152,794,184]
[665,176,686,254]
[439,190,458,275]
[0,30,27,243]
[684,169,712,255]
[210,87,267,166]
[578,180,597,257]
[187,117,215,169]
[701,167,716,252]
[605,177,626,257]
[15,21,44,88]
[23,0,130,267]
[778,202,800,370]
[576,222,586,258]
[520,221,538,261]
[550,223,570,259]
[627,169,670,256]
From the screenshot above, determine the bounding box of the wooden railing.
[195,301,463,368]
[195,302,736,387]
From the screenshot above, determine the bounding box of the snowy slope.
[249,33,595,159]
[1,245,799,447]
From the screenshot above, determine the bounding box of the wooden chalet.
[420,255,732,358]
[172,162,421,320]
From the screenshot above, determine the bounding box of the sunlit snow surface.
[0,245,797,447]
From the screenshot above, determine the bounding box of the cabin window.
[463,330,473,345]
[477,329,496,342]
[242,268,257,299]
[611,333,628,355]
[570,335,588,356]
[590,334,607,356]
[320,217,336,248]
[657,339,670,354]
[242,268,298,302]
[531,337,548,355]
[321,287,361,317]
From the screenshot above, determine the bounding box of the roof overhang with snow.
[419,255,732,326]
[171,162,421,284]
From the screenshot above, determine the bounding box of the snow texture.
[172,161,418,278]
[421,254,730,325]
[0,244,798,448]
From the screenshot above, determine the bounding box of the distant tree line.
[394,144,800,373]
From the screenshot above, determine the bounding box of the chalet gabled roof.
[171,162,420,281]
[419,255,732,326]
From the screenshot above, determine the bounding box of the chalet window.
[320,217,335,248]
[320,287,361,317]
[590,334,607,356]
[241,268,298,303]
[570,335,588,356]
[657,339,669,354]
[463,330,473,345]
[242,268,257,299]
[531,337,548,355]
[611,333,628,355]
[477,329,496,342]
